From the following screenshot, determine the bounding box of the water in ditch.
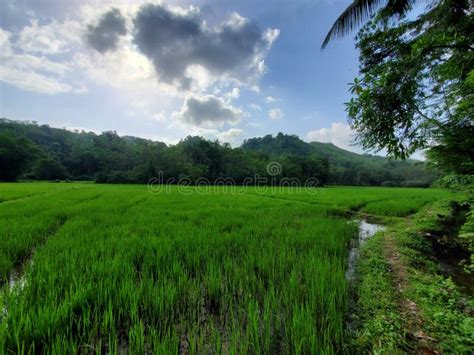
[346,220,385,281]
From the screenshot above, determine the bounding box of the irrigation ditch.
[422,200,473,295]
[349,200,473,297]
[348,198,473,352]
[346,219,385,282]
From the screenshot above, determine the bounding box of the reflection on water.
[346,220,385,281]
[438,255,473,296]
[2,260,32,318]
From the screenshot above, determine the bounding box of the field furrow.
[0,183,456,353]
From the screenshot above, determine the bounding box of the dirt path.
[383,229,439,354]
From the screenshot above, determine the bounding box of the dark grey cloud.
[174,95,242,127]
[133,4,277,89]
[86,8,126,53]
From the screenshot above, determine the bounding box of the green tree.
[426,122,474,174]
[0,132,39,181]
[0,119,438,186]
[33,158,67,180]
[180,136,223,181]
[345,0,473,170]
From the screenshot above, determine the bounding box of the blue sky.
[0,0,381,154]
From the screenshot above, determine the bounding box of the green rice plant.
[361,195,441,217]
[0,183,453,353]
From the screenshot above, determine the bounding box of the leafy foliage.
[0,132,39,181]
[32,158,67,180]
[346,0,473,170]
[433,174,474,190]
[322,0,416,49]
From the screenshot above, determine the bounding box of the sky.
[0,0,420,157]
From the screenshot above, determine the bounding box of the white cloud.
[250,85,260,93]
[173,94,243,128]
[225,87,240,100]
[225,12,248,28]
[0,29,13,56]
[216,128,243,145]
[410,150,426,161]
[268,108,283,120]
[130,3,279,91]
[249,103,262,111]
[149,135,180,145]
[1,2,278,127]
[64,126,100,134]
[151,111,166,122]
[17,19,82,55]
[306,122,361,152]
[73,37,180,117]
[0,66,84,95]
[264,28,280,46]
[305,122,426,158]
[170,126,244,146]
[265,95,280,103]
[0,26,85,95]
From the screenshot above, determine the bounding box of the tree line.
[0,119,436,186]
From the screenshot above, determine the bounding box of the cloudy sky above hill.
[1,0,401,155]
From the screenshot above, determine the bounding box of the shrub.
[432,175,474,190]
[33,158,67,180]
[95,171,132,184]
[400,180,430,188]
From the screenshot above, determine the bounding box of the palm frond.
[321,0,414,49]
[385,0,416,16]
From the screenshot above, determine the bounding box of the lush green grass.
[0,182,86,203]
[352,196,474,353]
[0,183,453,353]
[397,199,474,353]
[360,195,440,217]
[349,234,406,352]
[244,186,451,213]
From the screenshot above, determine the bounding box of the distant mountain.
[0,118,437,186]
[242,133,435,186]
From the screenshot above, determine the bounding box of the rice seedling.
[0,183,452,353]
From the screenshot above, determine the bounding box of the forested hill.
[242,134,435,186]
[0,118,436,186]
[310,142,434,186]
